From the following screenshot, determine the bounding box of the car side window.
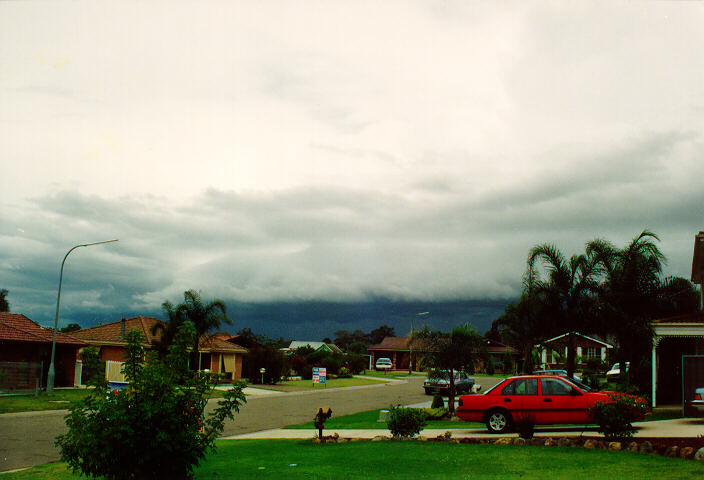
[501,380,515,395]
[501,378,537,396]
[541,378,573,396]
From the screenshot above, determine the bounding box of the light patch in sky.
[1,1,703,332]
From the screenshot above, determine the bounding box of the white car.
[606,362,630,380]
[693,387,704,414]
[375,358,393,370]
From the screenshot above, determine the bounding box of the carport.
[651,231,704,407]
[651,315,704,406]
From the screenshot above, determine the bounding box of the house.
[71,316,248,383]
[482,339,520,374]
[0,312,86,389]
[368,336,418,371]
[535,332,613,368]
[285,341,343,354]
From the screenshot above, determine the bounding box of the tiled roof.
[199,334,248,354]
[72,316,247,353]
[0,312,86,346]
[369,336,413,351]
[484,338,519,354]
[71,316,164,345]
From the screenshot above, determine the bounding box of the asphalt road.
[1,375,479,473]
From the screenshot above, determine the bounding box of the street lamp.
[409,312,429,374]
[47,239,118,396]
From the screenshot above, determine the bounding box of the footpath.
[223,418,704,441]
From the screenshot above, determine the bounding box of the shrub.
[344,353,368,374]
[422,407,448,420]
[587,393,649,441]
[514,412,536,439]
[56,322,246,480]
[431,395,444,409]
[386,406,427,438]
[337,366,352,378]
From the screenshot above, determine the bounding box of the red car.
[456,375,646,433]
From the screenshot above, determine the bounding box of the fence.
[0,361,43,394]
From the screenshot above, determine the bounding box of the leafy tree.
[56,322,246,480]
[60,323,81,333]
[333,329,367,351]
[367,325,395,345]
[242,343,288,384]
[348,341,368,354]
[488,294,545,373]
[0,289,9,312]
[236,327,269,345]
[525,243,602,378]
[410,323,483,415]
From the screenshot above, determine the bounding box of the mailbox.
[314,407,333,439]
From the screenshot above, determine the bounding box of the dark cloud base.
[59,298,510,342]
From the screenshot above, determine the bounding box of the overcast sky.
[1,1,703,339]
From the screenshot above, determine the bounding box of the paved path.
[225,418,704,440]
[0,375,437,472]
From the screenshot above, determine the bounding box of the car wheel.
[485,409,512,434]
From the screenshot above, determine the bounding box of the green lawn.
[354,370,426,378]
[0,390,89,414]
[284,408,483,430]
[5,439,703,479]
[0,388,228,414]
[270,377,388,390]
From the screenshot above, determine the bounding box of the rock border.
[311,432,704,461]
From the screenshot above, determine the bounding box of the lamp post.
[409,311,429,374]
[47,239,118,396]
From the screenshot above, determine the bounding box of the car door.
[539,377,590,424]
[498,377,539,421]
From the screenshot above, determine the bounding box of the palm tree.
[525,243,602,379]
[587,230,665,385]
[152,290,232,367]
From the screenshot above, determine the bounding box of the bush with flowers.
[55,321,246,480]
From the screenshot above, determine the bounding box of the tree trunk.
[566,332,577,378]
[448,375,455,415]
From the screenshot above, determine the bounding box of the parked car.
[532,369,581,380]
[375,358,393,370]
[692,387,704,414]
[606,362,630,380]
[423,370,475,395]
[456,374,647,434]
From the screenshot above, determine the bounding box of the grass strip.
[7,439,703,480]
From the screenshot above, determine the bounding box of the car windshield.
[429,370,464,380]
[562,376,592,392]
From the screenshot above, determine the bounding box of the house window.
[583,347,600,360]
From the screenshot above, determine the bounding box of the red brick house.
[71,316,247,383]
[368,336,420,371]
[0,313,86,389]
